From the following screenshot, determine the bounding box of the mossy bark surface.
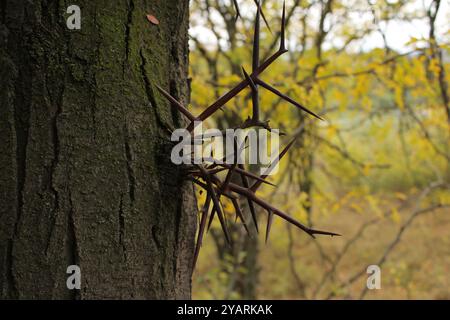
[0,0,196,299]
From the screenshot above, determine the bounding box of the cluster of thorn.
[156,1,339,268]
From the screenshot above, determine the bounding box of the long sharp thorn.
[278,136,298,160]
[217,163,276,187]
[255,77,324,120]
[242,67,257,91]
[251,136,297,192]
[193,51,287,127]
[207,206,215,231]
[191,178,207,190]
[203,145,275,188]
[252,2,261,122]
[280,0,287,52]
[233,0,241,21]
[215,140,238,215]
[208,167,227,175]
[247,198,259,233]
[309,228,341,237]
[263,136,296,177]
[193,194,211,269]
[231,197,250,235]
[255,50,287,77]
[242,67,260,121]
[235,166,276,186]
[265,210,274,244]
[238,163,259,233]
[228,182,340,238]
[253,2,261,72]
[209,186,231,244]
[155,85,197,122]
[192,177,216,231]
[194,9,292,127]
[253,0,272,34]
[221,164,236,194]
[196,165,231,243]
[207,142,237,235]
[211,137,248,165]
[217,140,239,210]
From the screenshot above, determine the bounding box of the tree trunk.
[0,0,196,299]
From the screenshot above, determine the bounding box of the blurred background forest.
[187,0,450,299]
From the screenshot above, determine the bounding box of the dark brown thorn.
[155,85,197,122]
[207,146,237,234]
[207,189,231,244]
[265,210,274,244]
[280,0,286,51]
[192,50,287,128]
[205,136,249,167]
[221,164,236,194]
[191,177,207,190]
[227,182,340,238]
[253,0,272,34]
[196,165,231,244]
[254,49,287,77]
[253,2,261,72]
[218,163,276,187]
[255,78,324,120]
[238,163,259,233]
[230,196,250,235]
[242,67,257,91]
[207,167,228,175]
[233,0,241,21]
[221,192,239,222]
[217,138,239,194]
[205,140,237,191]
[187,6,291,130]
[242,67,260,121]
[206,205,215,231]
[251,136,297,192]
[193,193,211,269]
[233,137,240,164]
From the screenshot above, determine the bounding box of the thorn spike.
[231,197,250,235]
[265,211,274,243]
[255,77,324,120]
[252,1,261,122]
[253,2,261,72]
[242,67,260,121]
[233,0,241,21]
[156,85,197,122]
[251,136,297,191]
[227,181,339,238]
[242,67,257,91]
[254,0,272,34]
[238,164,259,233]
[196,165,231,243]
[280,0,287,52]
[193,194,211,269]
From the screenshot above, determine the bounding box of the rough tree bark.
[0,0,196,299]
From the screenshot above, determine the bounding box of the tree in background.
[190,0,449,299]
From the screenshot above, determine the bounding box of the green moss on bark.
[0,0,195,299]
